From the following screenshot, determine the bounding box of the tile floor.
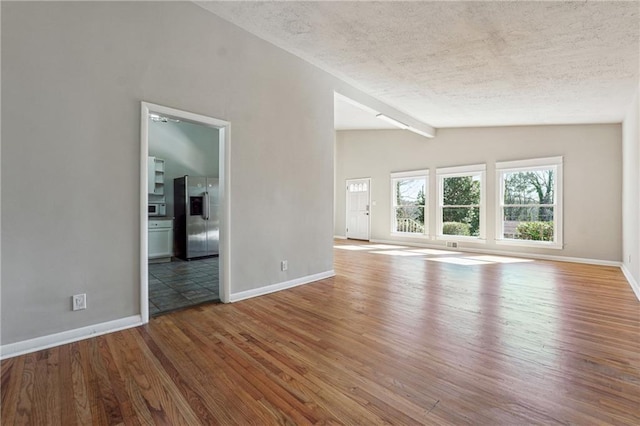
[148,257,219,316]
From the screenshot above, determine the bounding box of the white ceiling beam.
[334,88,436,138]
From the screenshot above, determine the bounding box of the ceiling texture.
[198,1,640,129]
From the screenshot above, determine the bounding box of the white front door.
[346,178,371,240]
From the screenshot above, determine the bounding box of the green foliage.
[516,221,553,241]
[443,176,480,205]
[443,176,480,235]
[442,222,471,236]
[504,171,553,204]
[504,170,554,221]
[395,179,426,228]
[416,188,425,225]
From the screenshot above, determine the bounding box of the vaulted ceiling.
[198,1,639,129]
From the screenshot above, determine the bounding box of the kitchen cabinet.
[148,219,173,261]
[148,156,165,195]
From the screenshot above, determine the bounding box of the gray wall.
[622,86,640,283]
[335,124,622,262]
[1,1,344,345]
[149,120,219,218]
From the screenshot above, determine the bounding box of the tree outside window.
[496,157,562,247]
[502,169,555,241]
[442,175,481,236]
[392,173,427,234]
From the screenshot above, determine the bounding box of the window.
[496,157,562,248]
[349,182,368,192]
[437,164,486,239]
[391,170,428,235]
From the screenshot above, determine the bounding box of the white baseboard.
[621,264,640,301]
[229,270,335,303]
[333,235,347,240]
[369,238,622,267]
[0,315,143,360]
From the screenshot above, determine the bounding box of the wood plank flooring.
[2,240,640,424]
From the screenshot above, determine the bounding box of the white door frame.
[140,102,231,323]
[345,177,371,240]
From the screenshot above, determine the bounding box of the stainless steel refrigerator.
[174,176,219,260]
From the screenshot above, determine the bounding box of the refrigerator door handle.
[204,192,210,220]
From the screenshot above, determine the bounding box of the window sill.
[436,235,486,244]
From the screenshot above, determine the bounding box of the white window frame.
[495,156,563,249]
[390,170,429,237]
[436,164,486,241]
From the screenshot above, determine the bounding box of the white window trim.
[436,164,486,241]
[495,157,563,249]
[390,170,429,237]
[496,156,562,171]
[391,169,429,179]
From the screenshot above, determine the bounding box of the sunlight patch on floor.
[426,257,492,265]
[408,248,461,255]
[370,250,425,256]
[362,244,409,249]
[335,242,537,266]
[471,255,533,264]
[333,245,371,251]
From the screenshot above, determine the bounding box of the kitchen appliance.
[148,202,166,217]
[174,176,219,260]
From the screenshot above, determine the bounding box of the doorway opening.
[140,102,230,322]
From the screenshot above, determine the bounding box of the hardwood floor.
[2,240,639,424]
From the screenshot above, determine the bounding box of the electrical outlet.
[72,293,87,311]
[446,242,458,248]
[281,260,288,271]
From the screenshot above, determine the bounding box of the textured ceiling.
[198,1,640,128]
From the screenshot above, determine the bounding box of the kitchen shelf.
[148,156,165,195]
